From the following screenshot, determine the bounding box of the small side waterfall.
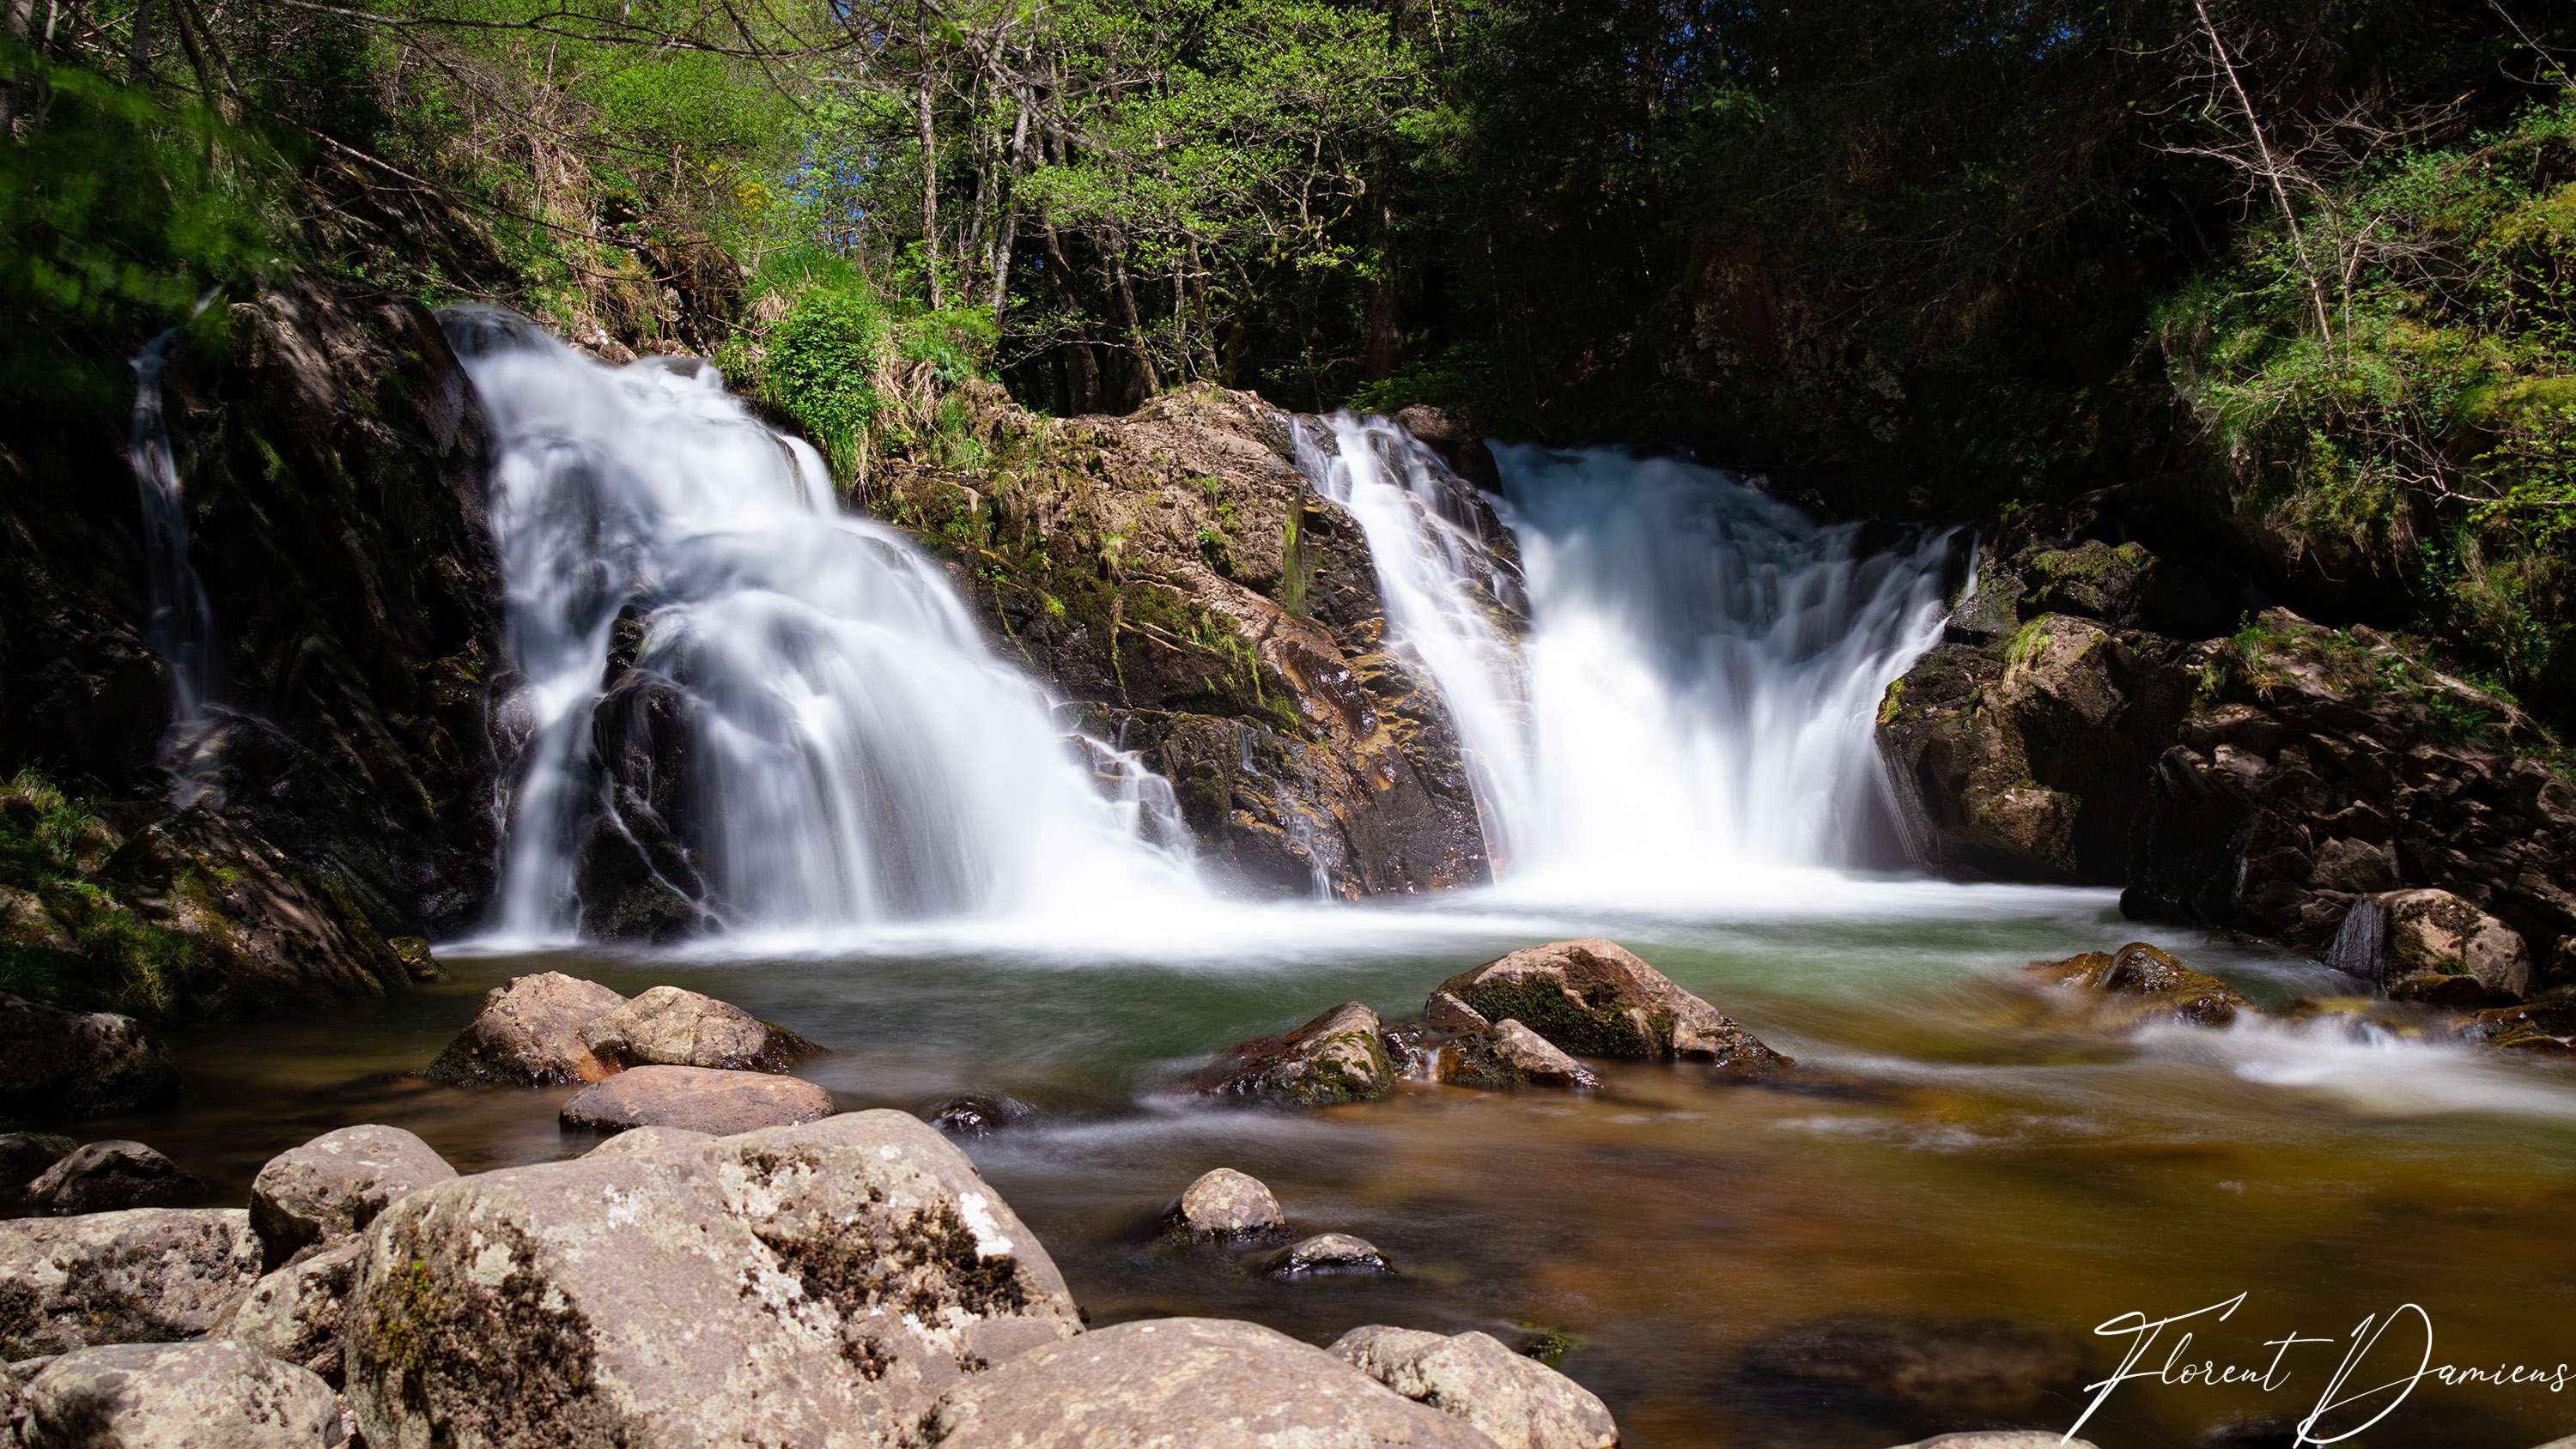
[1299,418,1954,899]
[126,330,222,804]
[452,315,1195,941]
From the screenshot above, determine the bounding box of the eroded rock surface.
[19,1341,340,1448]
[2024,943,2256,1028]
[1433,940,1784,1069]
[917,1317,1497,1448]
[0,994,173,1127]
[1331,1325,1617,1449]
[26,1140,199,1214]
[1438,1019,1601,1091]
[558,1064,836,1137]
[1258,1233,1389,1278]
[1167,1167,1286,1239]
[217,1239,362,1385]
[249,1124,456,1268]
[423,971,627,1085]
[343,1110,1078,1446]
[580,984,821,1072]
[0,1208,263,1357]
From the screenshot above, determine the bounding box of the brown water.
[82,882,2576,1448]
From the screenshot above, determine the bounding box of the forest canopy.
[5,0,2576,714]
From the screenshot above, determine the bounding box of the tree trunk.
[2,0,37,128]
[917,52,945,311]
[1040,219,1101,414]
[1110,233,1160,403]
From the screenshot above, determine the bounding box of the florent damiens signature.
[2068,1293,2572,1445]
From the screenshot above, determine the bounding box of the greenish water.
[88,880,2576,1448]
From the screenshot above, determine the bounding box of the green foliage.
[2157,92,2576,718]
[762,272,890,481]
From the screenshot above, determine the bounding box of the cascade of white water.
[451,314,1195,941]
[1299,417,1953,898]
[126,330,222,804]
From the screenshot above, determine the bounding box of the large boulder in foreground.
[0,1208,263,1357]
[249,1124,455,1267]
[423,971,626,1085]
[557,1064,836,1137]
[19,1340,340,1447]
[581,984,821,1072]
[2024,942,2255,1028]
[0,993,174,1127]
[1200,1002,1398,1106]
[916,1317,1499,1447]
[343,1110,1078,1446]
[1331,1325,1617,1449]
[1433,940,1785,1069]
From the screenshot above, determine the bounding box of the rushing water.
[1294,417,1953,894]
[125,329,222,803]
[448,317,1194,942]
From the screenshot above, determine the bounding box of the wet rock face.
[2123,611,2575,967]
[19,1341,342,1448]
[580,984,821,1073]
[1258,1233,1390,1278]
[0,994,173,1127]
[1434,939,1786,1069]
[2025,943,2256,1028]
[0,1208,264,1358]
[1200,1002,1399,1106]
[344,1111,1078,1446]
[26,1140,201,1215]
[249,1124,457,1268]
[557,1064,836,1137]
[916,1317,1498,1449]
[872,385,1495,905]
[1330,1325,1618,1449]
[573,665,715,942]
[423,971,628,1086]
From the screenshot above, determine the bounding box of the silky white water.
[126,329,222,803]
[450,315,1194,941]
[1296,417,1955,901]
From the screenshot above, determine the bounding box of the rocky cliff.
[869,385,1495,899]
[1878,489,2576,994]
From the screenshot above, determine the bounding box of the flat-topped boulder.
[18,1341,339,1447]
[2026,942,2255,1027]
[557,1064,836,1137]
[1433,940,1786,1070]
[424,971,626,1085]
[0,1208,263,1357]
[1200,1002,1398,1106]
[1331,1325,1617,1449]
[249,1123,455,1267]
[915,1317,1498,1447]
[343,1110,1078,1446]
[580,984,822,1072]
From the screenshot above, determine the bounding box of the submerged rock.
[26,1139,200,1214]
[248,1124,456,1268]
[2462,987,2576,1054]
[0,1208,263,1357]
[343,1111,1079,1445]
[916,1316,1495,1448]
[1438,1019,1601,1091]
[1433,940,1785,1069]
[580,984,821,1072]
[1740,1313,2090,1424]
[1166,1167,1287,1240]
[19,1341,340,1447]
[1201,1002,1398,1106]
[1258,1232,1390,1278]
[0,994,175,1127]
[2026,942,2255,1028]
[216,1238,362,1385]
[556,1064,835,1137]
[422,971,626,1085]
[1331,1325,1618,1449]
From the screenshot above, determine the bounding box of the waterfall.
[450,314,1194,941]
[1299,418,1953,898]
[126,329,222,805]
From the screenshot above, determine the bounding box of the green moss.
[1457,979,1656,1058]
